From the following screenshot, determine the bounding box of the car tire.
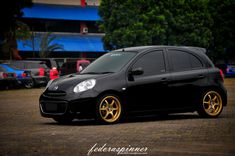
[24,80,34,89]
[197,90,223,118]
[96,94,122,124]
[53,117,74,124]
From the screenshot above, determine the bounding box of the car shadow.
[124,113,201,123]
[40,113,211,126]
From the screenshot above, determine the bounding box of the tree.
[163,0,212,47]
[39,32,64,58]
[23,32,64,58]
[98,0,213,50]
[0,0,32,59]
[208,0,235,62]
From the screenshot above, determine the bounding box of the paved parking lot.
[0,78,235,156]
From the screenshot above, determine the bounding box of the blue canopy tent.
[17,34,105,52]
[22,4,101,21]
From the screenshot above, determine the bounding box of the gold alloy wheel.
[203,91,223,116]
[99,96,121,123]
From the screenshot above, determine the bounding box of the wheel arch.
[97,90,124,102]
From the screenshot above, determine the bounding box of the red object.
[22,72,27,77]
[77,60,90,72]
[39,68,45,76]
[219,69,224,82]
[81,0,86,7]
[13,49,22,60]
[50,67,59,80]
[13,73,16,78]
[3,73,8,78]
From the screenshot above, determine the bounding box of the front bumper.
[39,90,97,118]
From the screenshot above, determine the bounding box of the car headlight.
[73,79,96,93]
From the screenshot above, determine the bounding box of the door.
[167,49,206,109]
[125,50,170,112]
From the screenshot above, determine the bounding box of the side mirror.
[129,67,144,76]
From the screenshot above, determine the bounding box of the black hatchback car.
[39,46,227,124]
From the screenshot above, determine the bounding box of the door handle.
[198,75,205,79]
[161,78,168,84]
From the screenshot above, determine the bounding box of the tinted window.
[132,51,165,76]
[190,54,203,69]
[169,50,202,71]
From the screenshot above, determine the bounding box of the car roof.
[114,45,206,54]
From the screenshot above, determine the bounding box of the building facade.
[18,0,105,59]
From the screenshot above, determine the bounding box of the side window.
[132,51,165,77]
[190,54,203,69]
[169,50,203,71]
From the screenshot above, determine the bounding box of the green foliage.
[0,0,32,33]
[15,21,31,41]
[0,0,32,59]
[208,0,235,62]
[99,0,213,50]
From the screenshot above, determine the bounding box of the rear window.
[169,50,203,71]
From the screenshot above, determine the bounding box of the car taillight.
[3,73,8,78]
[22,73,27,77]
[219,69,224,82]
[39,68,45,76]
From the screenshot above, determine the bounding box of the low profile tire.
[53,117,74,124]
[96,94,122,124]
[197,90,223,118]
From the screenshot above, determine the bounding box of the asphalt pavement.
[0,78,235,156]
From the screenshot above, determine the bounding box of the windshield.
[81,52,136,74]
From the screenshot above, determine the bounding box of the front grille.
[40,101,68,114]
[44,90,67,97]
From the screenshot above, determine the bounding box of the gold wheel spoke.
[110,100,115,107]
[109,111,114,118]
[212,96,218,101]
[105,100,109,105]
[208,94,212,101]
[103,111,109,119]
[112,107,118,110]
[203,101,210,105]
[100,107,107,111]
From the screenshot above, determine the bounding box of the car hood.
[48,73,109,91]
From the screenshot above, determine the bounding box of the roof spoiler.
[183,46,206,53]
